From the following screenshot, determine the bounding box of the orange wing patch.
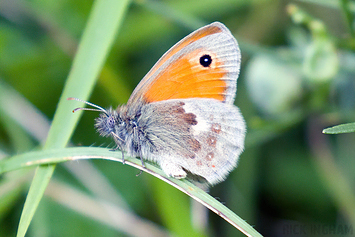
[143,49,227,103]
[144,25,223,82]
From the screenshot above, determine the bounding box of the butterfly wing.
[140,98,246,185]
[127,22,241,106]
[122,22,244,184]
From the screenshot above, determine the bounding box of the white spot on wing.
[183,103,209,135]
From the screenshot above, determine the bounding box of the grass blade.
[1,147,262,237]
[323,122,355,134]
[16,0,131,236]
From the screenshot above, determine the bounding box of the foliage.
[0,0,355,236]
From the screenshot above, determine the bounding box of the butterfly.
[69,22,246,185]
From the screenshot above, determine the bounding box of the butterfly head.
[67,97,125,142]
[94,108,120,137]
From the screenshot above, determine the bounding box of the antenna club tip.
[67,97,106,114]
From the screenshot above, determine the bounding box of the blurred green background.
[1,0,355,236]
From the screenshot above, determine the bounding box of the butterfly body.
[95,97,245,184]
[71,22,246,185]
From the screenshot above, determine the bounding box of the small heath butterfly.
[69,22,246,185]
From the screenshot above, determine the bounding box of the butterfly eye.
[199,54,212,67]
[107,116,116,129]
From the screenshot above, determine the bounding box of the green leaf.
[303,37,338,83]
[288,4,339,83]
[323,122,355,134]
[246,55,302,115]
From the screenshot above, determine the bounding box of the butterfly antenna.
[67,97,107,114]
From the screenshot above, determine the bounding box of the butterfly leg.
[139,156,146,168]
[160,160,187,179]
[109,146,125,164]
[121,150,125,164]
